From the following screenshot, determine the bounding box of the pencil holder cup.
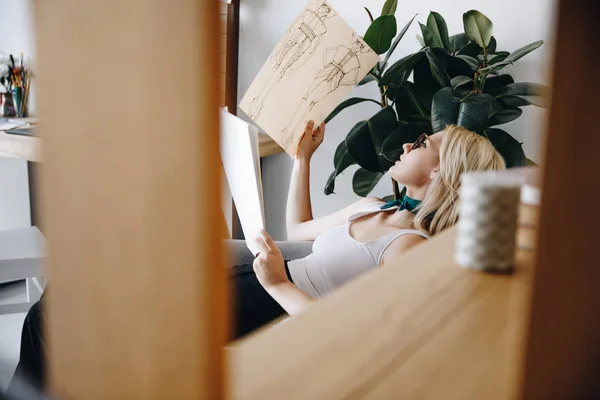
[2,92,16,117]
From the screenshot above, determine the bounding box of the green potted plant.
[325,1,547,199]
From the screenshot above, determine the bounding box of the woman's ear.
[430,168,439,180]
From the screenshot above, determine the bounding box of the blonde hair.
[414,125,506,235]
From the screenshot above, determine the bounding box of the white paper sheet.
[0,120,27,131]
[219,108,265,256]
[240,0,380,157]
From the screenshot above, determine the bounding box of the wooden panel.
[0,130,41,162]
[35,0,227,398]
[519,0,600,398]
[230,224,535,399]
[258,133,283,157]
[220,33,227,53]
[220,53,227,73]
[220,14,227,34]
[224,0,239,115]
[220,72,226,94]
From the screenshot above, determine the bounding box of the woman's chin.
[389,162,401,174]
[388,169,403,185]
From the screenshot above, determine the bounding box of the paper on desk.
[0,120,27,131]
[219,108,265,256]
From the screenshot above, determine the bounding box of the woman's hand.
[296,120,325,161]
[253,230,289,289]
[253,230,314,316]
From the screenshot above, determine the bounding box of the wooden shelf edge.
[258,133,284,158]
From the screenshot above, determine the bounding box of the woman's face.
[388,131,445,188]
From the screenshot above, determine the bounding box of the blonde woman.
[229,121,506,339]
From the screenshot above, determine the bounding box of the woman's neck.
[404,186,428,201]
[385,208,416,228]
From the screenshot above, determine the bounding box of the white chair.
[0,227,45,314]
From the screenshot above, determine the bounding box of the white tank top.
[288,201,429,298]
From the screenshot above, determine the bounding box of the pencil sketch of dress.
[280,34,368,149]
[246,2,336,120]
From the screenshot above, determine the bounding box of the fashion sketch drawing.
[240,0,380,157]
[280,33,369,149]
[246,2,336,120]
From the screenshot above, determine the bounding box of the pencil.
[22,79,30,117]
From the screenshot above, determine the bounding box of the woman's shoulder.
[379,230,428,266]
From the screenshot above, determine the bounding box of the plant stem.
[380,86,388,107]
[482,46,489,68]
[393,180,400,199]
[460,90,475,102]
[381,85,395,197]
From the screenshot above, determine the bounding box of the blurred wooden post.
[35,0,227,398]
[519,0,600,398]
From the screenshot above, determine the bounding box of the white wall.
[0,0,35,387]
[0,0,35,231]
[240,0,557,240]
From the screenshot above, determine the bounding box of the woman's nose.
[403,143,413,153]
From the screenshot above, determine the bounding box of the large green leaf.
[430,48,474,78]
[449,33,470,54]
[483,74,514,94]
[325,140,356,195]
[492,40,544,69]
[345,121,379,172]
[382,14,417,70]
[458,42,483,57]
[398,115,433,133]
[381,0,398,16]
[380,123,427,165]
[463,10,493,48]
[484,128,526,167]
[431,87,461,132]
[427,12,451,51]
[413,56,441,112]
[393,82,428,117]
[488,107,523,126]
[353,168,384,197]
[520,95,549,108]
[488,51,510,65]
[368,106,399,152]
[364,15,398,54]
[432,88,492,134]
[425,48,451,88]
[497,95,532,108]
[488,36,497,53]
[346,107,399,172]
[419,23,443,48]
[486,96,503,118]
[456,54,480,70]
[358,73,377,86]
[380,51,425,86]
[498,82,548,97]
[451,75,474,89]
[325,97,381,124]
[457,93,492,134]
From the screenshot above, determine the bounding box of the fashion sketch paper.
[240,0,380,156]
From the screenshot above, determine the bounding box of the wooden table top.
[0,129,41,162]
[0,129,281,162]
